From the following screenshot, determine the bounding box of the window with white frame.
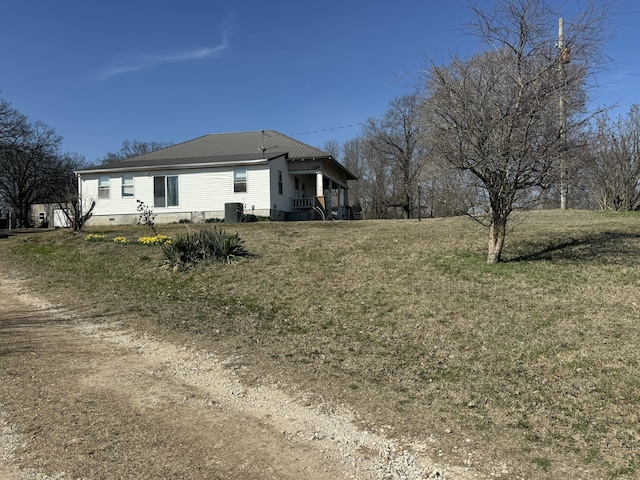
[153,175,179,207]
[121,174,134,197]
[278,170,283,195]
[234,168,247,193]
[98,176,110,199]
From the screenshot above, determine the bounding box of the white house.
[76,130,357,225]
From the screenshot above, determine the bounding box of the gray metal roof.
[82,130,337,170]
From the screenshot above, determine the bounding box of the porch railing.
[291,197,315,209]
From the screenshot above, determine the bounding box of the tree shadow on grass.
[506,231,640,265]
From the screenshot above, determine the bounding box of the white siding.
[268,155,291,212]
[179,165,271,212]
[80,164,272,219]
[81,174,142,216]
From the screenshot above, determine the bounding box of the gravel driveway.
[0,264,479,480]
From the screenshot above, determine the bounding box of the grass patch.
[531,457,551,471]
[2,210,640,478]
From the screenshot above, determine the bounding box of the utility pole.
[559,17,568,210]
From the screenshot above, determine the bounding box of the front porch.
[287,172,351,220]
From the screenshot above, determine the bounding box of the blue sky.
[1,1,639,163]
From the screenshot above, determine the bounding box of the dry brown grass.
[3,209,640,478]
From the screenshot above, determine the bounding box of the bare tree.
[585,106,640,211]
[344,130,475,219]
[0,96,97,230]
[343,135,399,219]
[100,139,172,163]
[39,152,96,232]
[422,0,611,263]
[0,98,26,142]
[0,99,64,226]
[342,137,368,209]
[321,139,341,160]
[367,142,396,218]
[364,94,428,219]
[419,157,478,218]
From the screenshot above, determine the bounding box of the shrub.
[161,226,248,270]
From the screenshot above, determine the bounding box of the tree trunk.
[402,205,410,219]
[487,219,506,264]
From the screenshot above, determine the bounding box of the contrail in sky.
[96,33,229,81]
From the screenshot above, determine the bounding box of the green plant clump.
[161,226,248,269]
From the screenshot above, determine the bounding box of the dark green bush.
[161,226,249,269]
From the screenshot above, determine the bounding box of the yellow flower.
[137,234,171,246]
[85,233,107,242]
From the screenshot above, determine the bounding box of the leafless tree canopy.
[357,94,429,219]
[342,135,391,218]
[0,96,93,230]
[321,139,341,160]
[100,139,172,164]
[0,98,64,225]
[585,105,640,211]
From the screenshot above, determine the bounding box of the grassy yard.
[3,209,640,478]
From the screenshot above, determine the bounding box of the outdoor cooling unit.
[224,202,243,224]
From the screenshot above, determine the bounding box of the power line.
[287,123,364,137]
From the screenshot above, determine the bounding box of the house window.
[278,170,283,195]
[122,174,134,197]
[154,175,179,207]
[234,168,247,193]
[295,176,299,191]
[98,176,110,199]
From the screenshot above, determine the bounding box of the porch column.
[337,186,348,219]
[315,173,323,196]
[316,173,325,209]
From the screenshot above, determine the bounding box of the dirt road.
[0,264,478,479]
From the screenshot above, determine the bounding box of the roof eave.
[76,157,270,175]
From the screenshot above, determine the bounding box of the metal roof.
[80,130,341,171]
